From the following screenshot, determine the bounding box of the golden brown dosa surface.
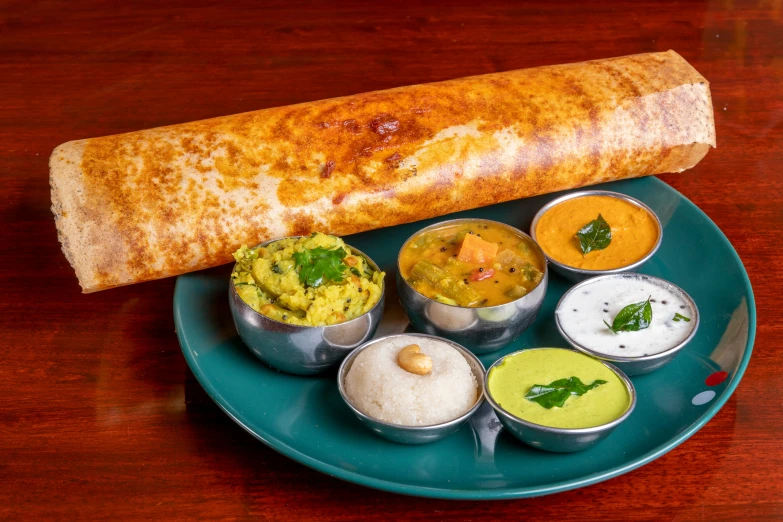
[50,50,715,292]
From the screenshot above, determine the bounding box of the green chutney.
[488,348,630,429]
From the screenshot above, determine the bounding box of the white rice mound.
[344,335,479,426]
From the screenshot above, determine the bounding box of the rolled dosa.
[50,50,715,293]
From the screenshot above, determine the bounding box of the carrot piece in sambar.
[457,233,499,264]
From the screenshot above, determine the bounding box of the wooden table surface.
[2,0,781,519]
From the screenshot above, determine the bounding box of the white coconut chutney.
[556,275,697,357]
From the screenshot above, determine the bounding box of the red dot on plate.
[706,371,728,387]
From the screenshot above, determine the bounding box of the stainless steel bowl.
[337,334,485,444]
[396,219,548,355]
[484,348,637,453]
[229,237,385,376]
[554,273,700,375]
[530,190,663,282]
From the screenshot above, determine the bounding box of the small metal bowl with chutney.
[530,190,663,282]
[229,233,385,376]
[484,348,637,453]
[337,333,485,444]
[555,273,700,375]
[396,218,549,354]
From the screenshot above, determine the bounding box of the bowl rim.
[229,235,385,330]
[396,217,549,310]
[483,347,637,435]
[529,189,663,276]
[337,333,486,431]
[553,272,701,363]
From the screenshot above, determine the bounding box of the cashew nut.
[397,344,432,375]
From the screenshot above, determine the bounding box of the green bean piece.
[410,260,482,307]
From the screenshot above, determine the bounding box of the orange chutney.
[399,222,545,307]
[535,195,659,270]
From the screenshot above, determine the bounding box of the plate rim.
[174,176,757,500]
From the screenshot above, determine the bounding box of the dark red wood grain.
[1,0,781,519]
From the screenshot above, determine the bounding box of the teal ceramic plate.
[174,177,755,499]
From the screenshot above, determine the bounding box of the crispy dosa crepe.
[50,50,715,292]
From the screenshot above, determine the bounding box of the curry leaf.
[576,214,612,255]
[604,296,652,334]
[673,312,691,322]
[292,247,348,288]
[525,377,608,409]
